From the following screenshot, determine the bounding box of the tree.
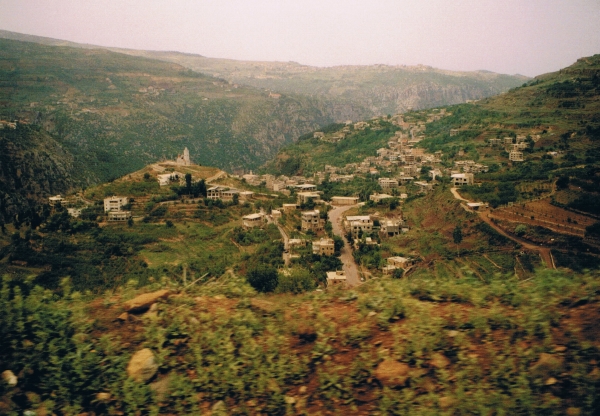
[333,235,344,254]
[246,265,278,293]
[453,225,463,256]
[185,173,192,194]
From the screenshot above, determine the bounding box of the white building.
[104,196,129,212]
[451,173,474,187]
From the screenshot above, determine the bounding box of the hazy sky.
[1,0,599,77]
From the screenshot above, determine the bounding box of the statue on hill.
[176,147,191,166]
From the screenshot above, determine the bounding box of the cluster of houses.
[0,120,18,129]
[488,134,538,163]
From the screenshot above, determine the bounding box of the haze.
[0,0,599,77]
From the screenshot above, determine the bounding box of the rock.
[123,290,170,313]
[439,396,457,409]
[566,407,582,416]
[126,348,158,383]
[374,359,410,387]
[1,370,17,387]
[95,392,111,402]
[554,345,567,352]
[284,396,296,404]
[116,312,129,322]
[298,386,308,394]
[189,317,200,325]
[531,353,564,379]
[367,311,377,317]
[430,352,450,369]
[149,303,158,312]
[545,377,558,386]
[447,330,459,338]
[149,376,170,401]
[211,400,227,415]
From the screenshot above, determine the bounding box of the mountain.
[265,54,600,177]
[0,37,335,177]
[106,50,529,118]
[0,30,528,119]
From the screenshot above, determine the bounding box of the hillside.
[0,37,335,182]
[0,123,79,224]
[0,30,528,120]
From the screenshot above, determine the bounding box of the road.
[450,188,556,269]
[328,204,362,286]
[274,222,291,266]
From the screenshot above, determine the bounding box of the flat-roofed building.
[104,196,129,212]
[326,270,347,287]
[108,211,132,221]
[49,195,65,207]
[242,213,265,229]
[378,178,399,189]
[369,193,394,203]
[451,173,474,187]
[345,215,373,236]
[313,238,335,256]
[331,196,359,205]
[509,151,524,162]
[301,210,324,232]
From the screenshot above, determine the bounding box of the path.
[328,204,362,286]
[450,188,556,269]
[274,222,291,267]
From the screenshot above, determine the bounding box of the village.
[45,106,556,289]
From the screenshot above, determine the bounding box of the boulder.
[531,353,564,379]
[127,348,158,383]
[374,359,410,387]
[430,352,450,369]
[439,396,457,409]
[1,370,17,387]
[123,290,170,313]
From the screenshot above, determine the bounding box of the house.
[382,256,413,274]
[282,203,298,212]
[403,165,420,176]
[326,270,347,287]
[221,189,240,202]
[378,178,399,189]
[414,181,434,193]
[242,213,265,229]
[288,238,309,250]
[297,192,321,205]
[450,129,460,136]
[49,195,65,207]
[489,138,502,146]
[345,215,373,236]
[314,132,325,139]
[239,191,254,201]
[504,137,514,144]
[108,211,132,222]
[301,210,324,232]
[380,219,403,236]
[451,173,474,187]
[369,193,394,203]
[466,202,489,211]
[429,169,443,181]
[271,209,282,222]
[331,196,359,205]
[509,151,524,162]
[104,196,129,212]
[67,208,82,218]
[313,238,335,256]
[207,186,228,200]
[296,184,317,192]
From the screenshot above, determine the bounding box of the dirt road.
[450,188,556,269]
[328,204,362,286]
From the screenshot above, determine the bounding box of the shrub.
[246,265,278,293]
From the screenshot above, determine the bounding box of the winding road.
[450,188,556,269]
[328,204,362,286]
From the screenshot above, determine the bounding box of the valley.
[0,33,599,414]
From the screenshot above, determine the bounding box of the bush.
[246,265,278,293]
[276,268,316,293]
